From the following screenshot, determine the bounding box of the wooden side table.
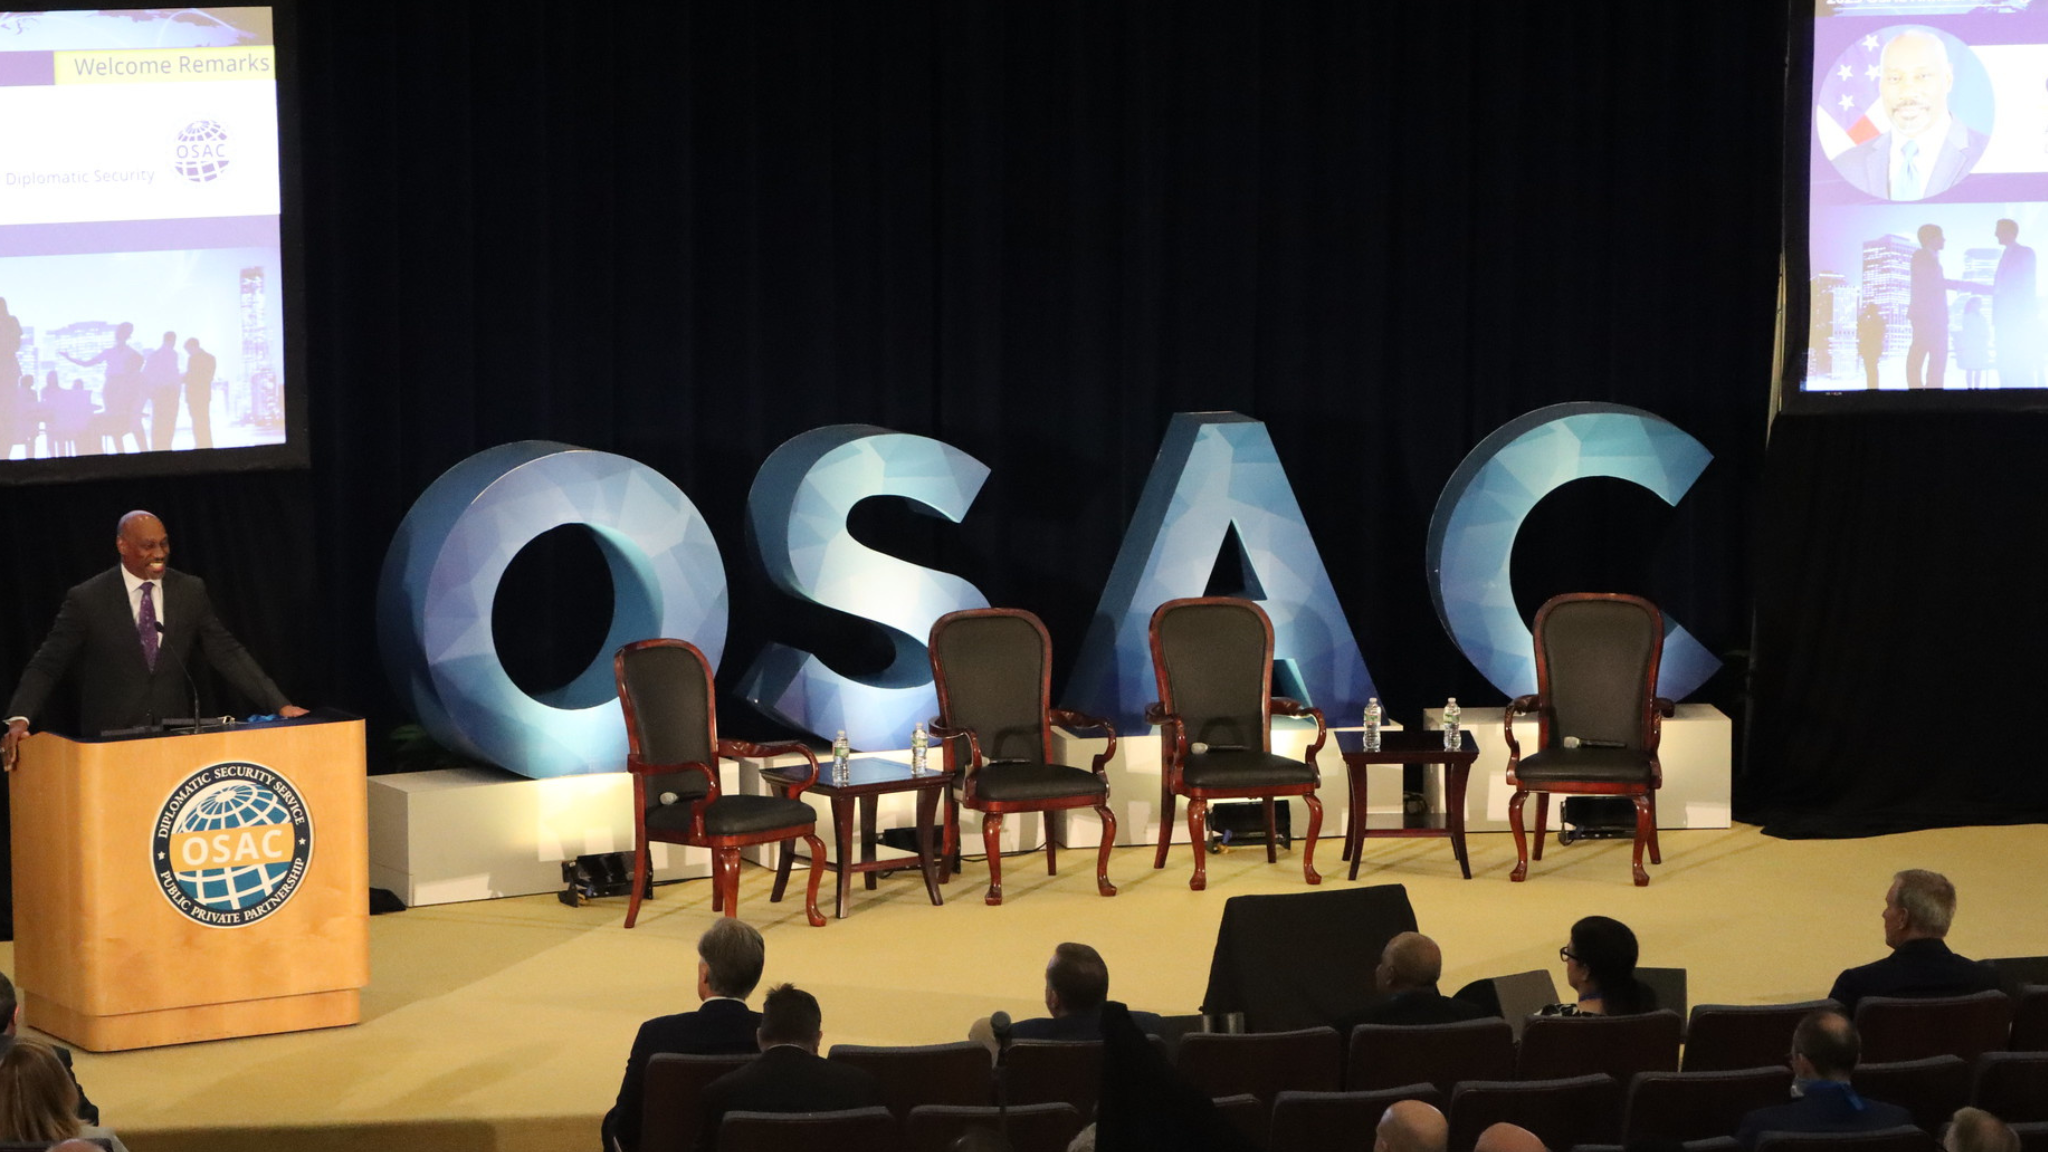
[761,757,950,918]
[1335,728,1480,880]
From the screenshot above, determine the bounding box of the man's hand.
[278,705,309,719]
[3,718,28,772]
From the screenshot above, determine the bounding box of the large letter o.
[376,441,728,778]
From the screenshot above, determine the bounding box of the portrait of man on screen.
[1828,28,1990,203]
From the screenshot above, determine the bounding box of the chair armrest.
[927,721,984,774]
[1503,696,1543,759]
[627,755,719,790]
[726,740,820,796]
[1270,698,1327,774]
[1050,709,1118,774]
[1145,704,1188,784]
[1649,698,1676,755]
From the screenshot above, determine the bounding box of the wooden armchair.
[1504,593,1674,887]
[928,608,1119,906]
[1146,596,1326,891]
[614,639,826,928]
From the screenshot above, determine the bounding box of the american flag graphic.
[1815,29,1905,160]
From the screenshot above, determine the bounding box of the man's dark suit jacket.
[1734,1081,1914,1148]
[6,566,289,736]
[601,998,761,1152]
[1010,1005,1167,1041]
[1826,937,2000,1017]
[1332,989,1488,1035]
[697,1044,882,1151]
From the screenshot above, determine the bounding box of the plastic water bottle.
[1363,698,1383,752]
[832,730,851,785]
[910,722,929,775]
[1442,697,1462,751]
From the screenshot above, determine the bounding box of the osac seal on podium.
[152,761,314,927]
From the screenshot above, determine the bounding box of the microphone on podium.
[154,621,205,732]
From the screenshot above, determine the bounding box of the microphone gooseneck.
[154,621,204,732]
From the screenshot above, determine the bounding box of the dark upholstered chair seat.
[972,761,1110,803]
[1516,747,1654,785]
[645,793,816,836]
[1182,748,1316,790]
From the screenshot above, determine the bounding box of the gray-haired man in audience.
[1827,869,1998,1015]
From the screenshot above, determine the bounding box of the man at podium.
[2,510,307,770]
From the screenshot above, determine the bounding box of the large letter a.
[1064,412,1378,730]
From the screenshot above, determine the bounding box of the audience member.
[1828,869,1999,1015]
[973,942,1164,1051]
[1377,1099,1449,1152]
[697,984,881,1150]
[0,1038,127,1151]
[1476,1122,1548,1152]
[0,972,97,1123]
[1336,932,1485,1032]
[1543,916,1656,1016]
[1946,1107,2020,1152]
[602,919,766,1152]
[1734,1009,1912,1147]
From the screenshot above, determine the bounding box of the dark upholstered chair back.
[931,610,1051,763]
[1754,1127,1936,1152]
[1449,1073,1622,1152]
[1972,1051,2048,1123]
[1623,1067,1795,1144]
[2014,1122,2048,1152]
[1153,598,1273,752]
[1856,991,2014,1064]
[1518,1010,1684,1085]
[616,641,718,810]
[1853,1056,1972,1134]
[828,1041,993,1118]
[1536,596,1663,750]
[1347,1017,1517,1094]
[2012,986,2048,1052]
[1683,1001,1838,1073]
[1270,1087,1445,1152]
[640,1052,754,1152]
[1174,1027,1344,1114]
[719,1106,897,1152]
[903,1103,1082,1152]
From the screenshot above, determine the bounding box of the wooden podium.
[8,715,369,1051]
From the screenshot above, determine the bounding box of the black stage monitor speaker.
[1200,883,1418,1033]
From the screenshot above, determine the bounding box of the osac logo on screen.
[172,120,231,183]
[152,761,313,927]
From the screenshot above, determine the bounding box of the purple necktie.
[139,581,159,670]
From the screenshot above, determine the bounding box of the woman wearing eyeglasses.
[1542,915,1656,1016]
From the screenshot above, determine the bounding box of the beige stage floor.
[7,822,2047,1152]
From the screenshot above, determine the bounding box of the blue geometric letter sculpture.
[1064,412,1378,731]
[377,441,729,778]
[1426,402,1718,701]
[738,425,990,750]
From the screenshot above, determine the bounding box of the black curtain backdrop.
[0,4,1787,785]
[1741,412,2048,836]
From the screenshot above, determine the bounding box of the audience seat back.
[1855,992,2012,1064]
[1269,1086,1444,1152]
[1518,1010,1684,1084]
[1852,1055,1972,1134]
[2011,987,2048,1053]
[1449,1073,1622,1151]
[641,1052,753,1152]
[828,1040,992,1118]
[1970,1051,2048,1124]
[718,1106,896,1152]
[1753,1126,1936,1152]
[1683,1001,1839,1073]
[1175,1026,1343,1121]
[2011,1121,2048,1152]
[1211,1093,1265,1147]
[903,1102,1082,1152]
[1622,1066,1795,1144]
[1006,1040,1106,1118]
[1347,1017,1516,1093]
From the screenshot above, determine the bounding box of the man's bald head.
[1377,932,1444,994]
[1947,1107,2020,1152]
[1375,1100,1448,1152]
[1475,1123,1548,1152]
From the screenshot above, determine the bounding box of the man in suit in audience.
[1378,1099,1449,1152]
[1827,869,1998,1016]
[1476,1122,1547,1152]
[1334,932,1487,1033]
[602,919,766,1152]
[973,942,1165,1051]
[1947,1107,2020,1152]
[1735,1010,1913,1148]
[0,971,97,1125]
[696,984,882,1150]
